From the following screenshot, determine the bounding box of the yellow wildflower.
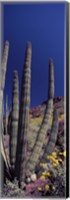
[40,163,47,167]
[40,163,44,167]
[52,152,57,157]
[59,152,63,155]
[51,157,57,162]
[59,158,62,162]
[45,185,50,191]
[40,175,45,180]
[53,163,58,167]
[54,160,59,164]
[38,187,42,191]
[42,171,47,176]
[51,157,58,164]
[64,151,66,157]
[59,151,66,157]
[46,172,51,177]
[41,171,51,177]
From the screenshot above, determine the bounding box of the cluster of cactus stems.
[1,41,59,189]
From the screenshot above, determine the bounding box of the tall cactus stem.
[5,95,8,135]
[42,109,59,161]
[26,99,53,177]
[9,70,19,170]
[48,58,54,99]
[26,58,55,177]
[16,42,32,188]
[0,41,9,190]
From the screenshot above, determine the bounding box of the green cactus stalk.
[0,41,9,130]
[1,135,9,170]
[0,41,9,157]
[9,70,19,170]
[48,58,54,99]
[26,58,55,178]
[16,42,32,188]
[1,41,9,90]
[26,99,53,177]
[5,95,9,135]
[27,58,55,151]
[42,109,58,161]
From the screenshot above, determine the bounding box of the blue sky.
[4,2,65,109]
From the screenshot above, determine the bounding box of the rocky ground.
[2,96,66,198]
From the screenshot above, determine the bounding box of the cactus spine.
[48,58,54,99]
[26,58,54,177]
[10,71,19,170]
[16,42,32,188]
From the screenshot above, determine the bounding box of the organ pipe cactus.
[16,42,32,188]
[42,109,59,161]
[26,99,53,178]
[0,41,9,160]
[0,41,9,190]
[26,59,55,178]
[0,41,9,131]
[48,58,54,99]
[5,95,9,135]
[1,135,9,170]
[1,41,9,91]
[9,70,19,170]
[27,58,55,151]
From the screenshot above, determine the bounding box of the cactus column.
[10,71,19,170]
[5,95,9,135]
[0,41,9,160]
[48,58,54,99]
[0,41,9,190]
[0,41,9,129]
[26,58,55,178]
[43,109,58,161]
[16,42,32,188]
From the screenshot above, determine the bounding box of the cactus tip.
[13,70,18,74]
[27,41,32,49]
[49,58,53,65]
[5,41,9,46]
